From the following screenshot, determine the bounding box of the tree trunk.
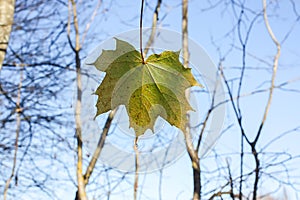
[192,159,201,200]
[0,0,15,69]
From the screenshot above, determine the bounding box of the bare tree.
[0,0,119,199]
[1,0,299,200]
[180,0,300,199]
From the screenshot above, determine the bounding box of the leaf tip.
[195,82,204,88]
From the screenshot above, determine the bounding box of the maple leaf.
[93,38,202,137]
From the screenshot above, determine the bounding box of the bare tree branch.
[144,0,162,56]
[83,109,116,185]
[3,66,23,200]
[182,0,189,69]
[81,0,102,46]
[248,1,281,199]
[256,0,281,146]
[133,137,139,200]
[68,0,87,199]
[182,0,201,199]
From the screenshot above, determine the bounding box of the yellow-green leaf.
[94,38,202,137]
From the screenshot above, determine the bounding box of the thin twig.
[256,0,281,146]
[144,0,162,56]
[83,109,117,185]
[218,62,249,200]
[67,0,75,52]
[81,0,102,46]
[133,137,139,200]
[182,0,189,68]
[249,1,281,199]
[208,191,240,200]
[196,84,216,153]
[226,158,235,200]
[3,66,23,200]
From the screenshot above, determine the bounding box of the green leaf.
[93,38,202,137]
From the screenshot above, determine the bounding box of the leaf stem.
[140,0,145,64]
